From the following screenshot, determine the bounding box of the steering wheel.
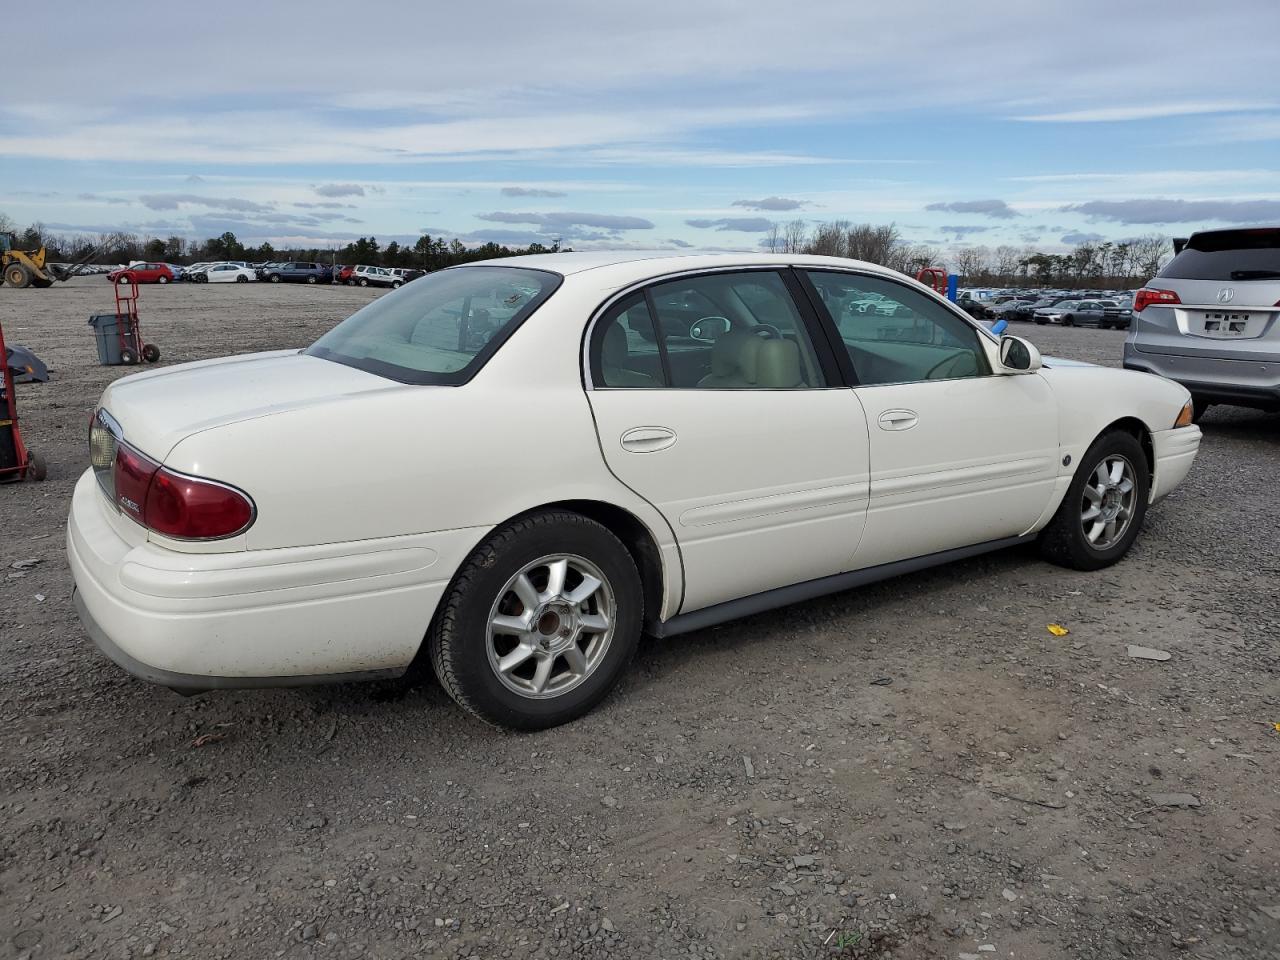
[749,323,782,339]
[924,353,975,380]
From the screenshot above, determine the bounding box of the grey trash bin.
[88,314,125,365]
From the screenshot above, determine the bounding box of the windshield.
[307,265,562,385]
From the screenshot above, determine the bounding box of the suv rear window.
[1159,229,1280,281]
[306,266,561,385]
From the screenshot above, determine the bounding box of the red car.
[335,264,356,285]
[108,262,175,285]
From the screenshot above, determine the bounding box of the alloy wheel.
[485,554,615,699]
[1081,454,1136,550]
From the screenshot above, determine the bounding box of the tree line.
[0,214,567,271]
[4,210,1170,288]
[765,219,1170,288]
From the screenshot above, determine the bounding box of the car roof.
[458,251,915,288]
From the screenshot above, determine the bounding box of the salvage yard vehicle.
[352,264,402,288]
[108,262,174,285]
[257,261,332,284]
[1124,226,1280,418]
[68,253,1201,730]
[202,263,257,283]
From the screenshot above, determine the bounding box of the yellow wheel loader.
[0,233,93,288]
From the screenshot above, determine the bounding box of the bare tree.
[952,246,988,283]
[782,219,809,254]
[845,223,901,266]
[803,219,850,258]
[762,222,784,254]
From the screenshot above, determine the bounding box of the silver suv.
[1124,227,1279,419]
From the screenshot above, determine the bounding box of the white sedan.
[201,263,256,283]
[68,253,1201,729]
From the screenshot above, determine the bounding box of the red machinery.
[0,318,47,482]
[915,266,949,296]
[112,277,160,365]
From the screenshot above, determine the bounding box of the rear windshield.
[306,266,561,385]
[1159,229,1280,281]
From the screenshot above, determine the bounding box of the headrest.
[602,322,629,365]
[753,338,802,388]
[710,328,764,380]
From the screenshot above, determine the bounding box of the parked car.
[69,252,1201,729]
[1124,225,1280,418]
[1056,299,1113,327]
[257,261,333,284]
[1033,299,1080,324]
[335,265,356,285]
[203,263,257,283]
[992,298,1037,320]
[351,265,402,288]
[108,262,174,285]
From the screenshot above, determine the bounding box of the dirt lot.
[2,277,1278,960]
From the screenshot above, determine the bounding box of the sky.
[3,0,1279,255]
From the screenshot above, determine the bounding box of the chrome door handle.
[620,426,677,453]
[878,409,918,431]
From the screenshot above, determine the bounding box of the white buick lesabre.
[69,253,1202,728]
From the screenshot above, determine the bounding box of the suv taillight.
[91,409,255,540]
[1133,288,1181,312]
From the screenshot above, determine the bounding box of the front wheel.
[391,280,402,289]
[158,276,168,284]
[1039,430,1149,571]
[428,511,642,730]
[358,278,369,287]
[307,275,317,284]
[236,275,248,283]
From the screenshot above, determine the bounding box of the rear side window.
[307,266,561,385]
[1160,230,1280,281]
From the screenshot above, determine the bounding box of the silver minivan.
[1124,227,1279,418]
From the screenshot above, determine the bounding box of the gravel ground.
[2,277,1278,960]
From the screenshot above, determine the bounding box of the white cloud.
[1014,100,1277,123]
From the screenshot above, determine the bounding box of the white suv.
[352,265,402,289]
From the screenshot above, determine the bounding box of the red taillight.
[1133,287,1181,312]
[108,440,253,540]
[112,444,160,523]
[144,468,254,540]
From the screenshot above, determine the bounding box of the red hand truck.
[112,277,160,365]
[0,318,47,482]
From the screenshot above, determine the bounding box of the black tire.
[142,343,160,363]
[5,263,32,288]
[158,276,168,284]
[1034,318,1046,325]
[391,280,402,289]
[26,451,47,482]
[428,511,643,730]
[1038,429,1150,571]
[236,275,248,283]
[306,275,317,284]
[358,278,369,287]
[1192,397,1212,422]
[1062,315,1074,327]
[269,274,281,283]
[119,348,138,365]
[117,274,132,285]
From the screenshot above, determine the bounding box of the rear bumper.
[66,470,472,689]
[1124,344,1280,409]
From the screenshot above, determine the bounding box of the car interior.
[596,270,987,388]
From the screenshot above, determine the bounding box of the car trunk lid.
[99,349,406,460]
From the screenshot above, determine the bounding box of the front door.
[585,269,871,613]
[800,269,1059,570]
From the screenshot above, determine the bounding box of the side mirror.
[689,315,730,342]
[998,335,1041,373]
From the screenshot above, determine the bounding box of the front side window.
[804,271,989,385]
[590,270,827,390]
[307,266,560,384]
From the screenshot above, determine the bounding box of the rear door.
[585,269,871,613]
[800,269,1059,569]
[1132,229,1280,360]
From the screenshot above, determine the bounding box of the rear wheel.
[358,278,369,287]
[158,276,168,284]
[428,511,642,730]
[142,343,160,363]
[1039,430,1149,571]
[119,348,138,365]
[236,274,248,282]
[306,275,317,284]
